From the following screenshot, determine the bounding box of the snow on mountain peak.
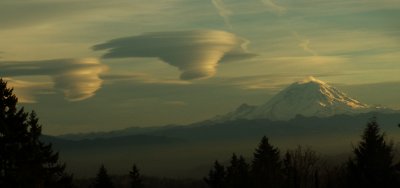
[215,76,374,121]
[299,76,326,85]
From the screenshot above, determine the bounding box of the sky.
[1,0,399,135]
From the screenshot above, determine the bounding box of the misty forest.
[2,75,400,188]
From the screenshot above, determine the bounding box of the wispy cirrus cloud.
[211,0,233,28]
[93,30,256,80]
[298,39,318,56]
[293,32,318,56]
[0,58,108,102]
[260,0,286,15]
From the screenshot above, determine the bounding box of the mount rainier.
[215,76,390,121]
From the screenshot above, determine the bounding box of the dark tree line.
[204,118,400,188]
[93,164,143,188]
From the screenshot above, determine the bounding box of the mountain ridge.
[48,112,400,177]
[56,76,398,140]
[214,76,391,121]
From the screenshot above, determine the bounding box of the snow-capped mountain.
[215,76,383,121]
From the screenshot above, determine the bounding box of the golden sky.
[1,0,399,134]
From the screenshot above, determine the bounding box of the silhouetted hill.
[56,112,400,142]
[58,125,180,141]
[43,134,183,150]
[45,112,400,178]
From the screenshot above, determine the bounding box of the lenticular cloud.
[93,30,255,80]
[0,58,107,102]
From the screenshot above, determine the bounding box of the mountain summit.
[215,76,374,121]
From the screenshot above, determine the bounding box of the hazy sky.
[1,0,399,135]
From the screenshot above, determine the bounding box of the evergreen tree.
[204,160,226,188]
[225,153,250,188]
[0,79,72,188]
[251,136,282,188]
[347,118,400,188]
[129,164,143,188]
[94,165,114,188]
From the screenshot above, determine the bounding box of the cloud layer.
[0,58,107,102]
[93,30,255,80]
[3,78,53,103]
[261,0,286,15]
[211,0,232,28]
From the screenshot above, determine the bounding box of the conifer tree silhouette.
[226,153,250,188]
[94,165,114,188]
[129,164,143,188]
[0,78,72,188]
[347,118,400,188]
[251,136,282,188]
[204,160,226,188]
